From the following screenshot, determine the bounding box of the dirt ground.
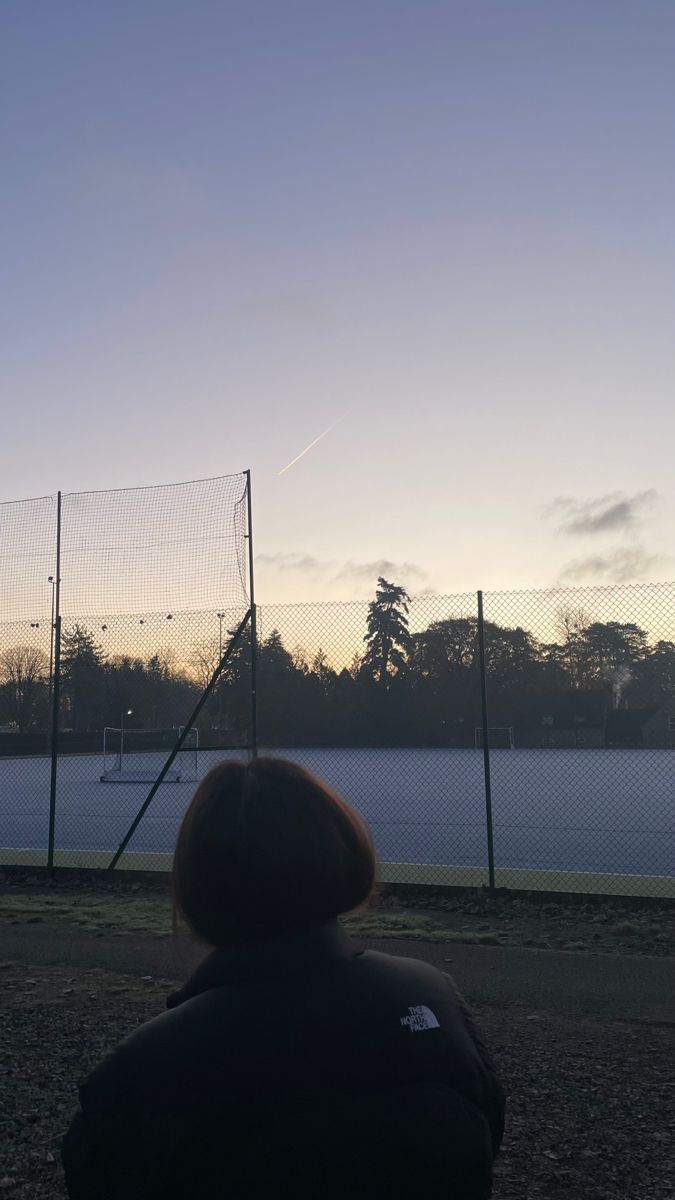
[1,879,674,1199]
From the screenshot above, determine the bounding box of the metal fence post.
[477,590,496,890]
[47,491,62,873]
[246,469,258,758]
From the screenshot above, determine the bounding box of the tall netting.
[0,496,57,866]
[60,475,249,616]
[56,475,250,870]
[0,495,58,623]
[482,583,675,896]
[0,475,251,871]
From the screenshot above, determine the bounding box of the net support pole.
[108,608,252,870]
[246,469,258,758]
[477,590,496,891]
[47,491,62,874]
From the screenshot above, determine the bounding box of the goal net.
[474,726,515,750]
[101,726,199,783]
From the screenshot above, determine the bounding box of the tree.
[554,606,590,688]
[291,645,310,674]
[411,618,477,680]
[0,645,49,732]
[203,623,254,744]
[626,640,675,709]
[61,625,106,731]
[311,648,338,694]
[144,651,188,728]
[259,629,295,676]
[189,639,221,691]
[363,578,412,687]
[483,623,543,692]
[257,629,307,744]
[576,622,648,704]
[104,653,153,729]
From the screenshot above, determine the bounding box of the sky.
[2,0,674,604]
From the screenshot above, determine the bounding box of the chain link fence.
[256,593,486,890]
[480,584,675,895]
[1,487,673,897]
[254,586,674,897]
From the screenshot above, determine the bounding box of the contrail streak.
[278,418,343,476]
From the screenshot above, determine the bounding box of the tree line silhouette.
[1,578,674,750]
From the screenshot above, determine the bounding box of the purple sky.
[2,1,674,601]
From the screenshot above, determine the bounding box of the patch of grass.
[0,892,171,936]
[343,909,505,946]
[343,910,447,940]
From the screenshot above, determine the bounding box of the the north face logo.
[400,1005,440,1032]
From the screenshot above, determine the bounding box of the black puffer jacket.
[63,923,505,1198]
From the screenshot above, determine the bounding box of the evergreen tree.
[60,625,106,731]
[363,578,412,687]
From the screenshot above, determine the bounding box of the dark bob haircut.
[172,757,376,945]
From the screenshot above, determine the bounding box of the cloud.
[332,559,428,585]
[256,554,325,576]
[558,546,667,584]
[547,491,659,536]
[256,553,429,589]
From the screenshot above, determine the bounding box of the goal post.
[474,726,515,750]
[101,726,199,783]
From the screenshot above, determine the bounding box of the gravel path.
[1,959,673,1200]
